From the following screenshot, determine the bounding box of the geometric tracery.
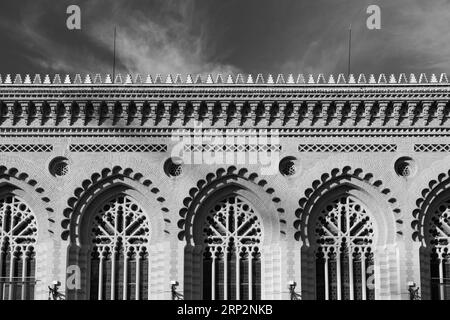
[91,195,150,249]
[89,195,150,300]
[202,195,262,300]
[203,195,261,250]
[429,199,450,300]
[0,195,37,300]
[315,195,374,300]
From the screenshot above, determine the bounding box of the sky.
[0,0,449,77]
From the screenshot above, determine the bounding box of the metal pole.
[113,27,117,82]
[347,24,352,77]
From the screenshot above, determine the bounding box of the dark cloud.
[0,0,449,76]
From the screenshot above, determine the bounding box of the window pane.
[89,195,150,300]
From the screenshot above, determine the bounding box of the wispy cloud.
[0,0,449,76]
[0,0,240,76]
[89,0,240,76]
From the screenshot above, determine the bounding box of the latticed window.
[89,195,150,300]
[315,195,375,300]
[429,199,450,300]
[0,195,37,300]
[202,195,262,300]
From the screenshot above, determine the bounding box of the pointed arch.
[294,166,402,300]
[62,166,170,300]
[0,165,55,300]
[179,166,286,300]
[413,170,450,300]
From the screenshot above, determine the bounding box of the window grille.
[429,198,450,300]
[70,144,167,153]
[414,144,450,152]
[89,195,150,300]
[0,195,37,300]
[202,196,262,300]
[315,195,375,300]
[298,144,396,153]
[0,144,52,152]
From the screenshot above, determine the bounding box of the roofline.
[0,73,448,86]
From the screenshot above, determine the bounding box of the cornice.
[0,72,448,86]
[1,73,450,130]
[0,99,448,128]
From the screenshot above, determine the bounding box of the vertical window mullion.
[98,251,104,300]
[248,253,253,300]
[236,248,240,300]
[211,253,215,300]
[439,256,445,300]
[8,249,14,300]
[361,251,367,300]
[21,251,26,300]
[324,254,329,300]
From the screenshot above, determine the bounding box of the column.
[361,253,367,300]
[21,253,27,300]
[349,248,354,300]
[123,251,128,300]
[249,254,253,300]
[211,253,216,300]
[324,255,329,300]
[135,254,140,300]
[336,251,342,300]
[439,257,445,300]
[236,249,240,300]
[98,252,104,300]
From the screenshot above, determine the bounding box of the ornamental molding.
[0,99,449,128]
[2,74,450,129]
[0,73,448,86]
[412,170,450,245]
[3,127,450,138]
[177,166,286,244]
[0,165,55,229]
[294,166,403,246]
[61,166,170,243]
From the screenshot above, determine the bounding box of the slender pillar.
[224,251,228,300]
[0,250,3,300]
[123,253,128,300]
[336,252,342,300]
[439,258,445,300]
[8,253,14,300]
[361,254,367,300]
[98,254,104,300]
[249,255,253,300]
[236,250,240,300]
[111,251,116,300]
[21,254,27,300]
[324,255,329,300]
[349,249,354,300]
[211,255,216,300]
[135,255,140,300]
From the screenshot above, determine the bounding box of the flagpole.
[113,26,117,82]
[348,24,352,77]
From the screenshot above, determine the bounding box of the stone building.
[0,72,449,300]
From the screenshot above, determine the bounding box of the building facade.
[0,72,450,300]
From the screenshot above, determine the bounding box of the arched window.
[89,195,150,300]
[429,199,450,300]
[315,195,375,300]
[0,195,37,300]
[202,195,262,300]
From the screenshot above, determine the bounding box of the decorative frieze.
[1,72,449,86]
[298,144,397,153]
[69,144,167,153]
[1,99,450,128]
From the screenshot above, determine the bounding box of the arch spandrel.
[178,167,286,247]
[295,167,402,248]
[62,166,170,246]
